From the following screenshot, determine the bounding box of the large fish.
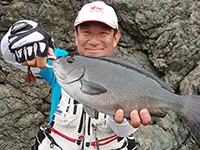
[53,54,200,146]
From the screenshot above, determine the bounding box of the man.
[1,1,151,150]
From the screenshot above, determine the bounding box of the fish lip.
[53,68,69,83]
[53,58,76,84]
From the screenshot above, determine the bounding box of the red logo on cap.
[90,6,104,13]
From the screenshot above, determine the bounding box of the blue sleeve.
[38,48,68,123]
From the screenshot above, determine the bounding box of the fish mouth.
[52,60,71,83]
[54,68,69,83]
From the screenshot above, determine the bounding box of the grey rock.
[0,0,199,149]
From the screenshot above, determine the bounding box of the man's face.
[74,22,121,57]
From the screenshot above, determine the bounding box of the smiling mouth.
[86,48,103,50]
[85,48,104,53]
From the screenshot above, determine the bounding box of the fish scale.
[53,54,200,146]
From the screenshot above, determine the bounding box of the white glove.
[8,20,54,63]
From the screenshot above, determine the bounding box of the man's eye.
[82,31,90,36]
[100,32,109,36]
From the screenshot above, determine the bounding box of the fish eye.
[67,57,75,63]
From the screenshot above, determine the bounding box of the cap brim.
[74,20,117,29]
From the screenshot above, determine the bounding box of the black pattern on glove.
[8,20,54,63]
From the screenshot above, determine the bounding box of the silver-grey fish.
[53,54,200,146]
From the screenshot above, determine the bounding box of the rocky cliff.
[0,0,200,149]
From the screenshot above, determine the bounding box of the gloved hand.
[8,20,54,63]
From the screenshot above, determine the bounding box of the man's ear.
[113,31,121,48]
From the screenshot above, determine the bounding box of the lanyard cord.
[92,124,100,150]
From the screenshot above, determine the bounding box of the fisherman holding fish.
[1,1,152,150]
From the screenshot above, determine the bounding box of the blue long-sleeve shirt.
[38,48,68,123]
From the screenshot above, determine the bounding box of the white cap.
[74,1,118,29]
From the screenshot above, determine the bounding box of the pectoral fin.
[84,105,99,119]
[80,79,107,95]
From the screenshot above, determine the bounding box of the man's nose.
[88,34,100,45]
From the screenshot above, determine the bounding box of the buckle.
[76,135,84,145]
[86,142,90,147]
[76,139,81,145]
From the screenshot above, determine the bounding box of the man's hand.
[21,48,54,69]
[8,20,54,68]
[114,109,151,128]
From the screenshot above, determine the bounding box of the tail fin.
[180,95,200,146]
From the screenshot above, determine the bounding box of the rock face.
[0,0,200,149]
